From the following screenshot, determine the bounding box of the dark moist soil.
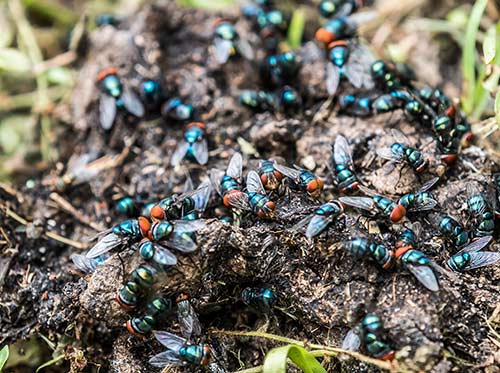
[1,2,500,372]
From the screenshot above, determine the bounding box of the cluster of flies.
[72,171,276,371]
[70,0,500,369]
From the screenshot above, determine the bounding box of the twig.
[8,0,53,162]
[8,0,49,112]
[33,51,77,75]
[0,87,67,113]
[45,231,86,249]
[49,192,105,232]
[2,206,87,249]
[211,330,395,371]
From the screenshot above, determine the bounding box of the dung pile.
[0,1,499,372]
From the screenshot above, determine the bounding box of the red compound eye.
[441,154,457,165]
[150,205,165,220]
[315,28,335,45]
[390,205,406,223]
[138,216,151,237]
[97,68,118,81]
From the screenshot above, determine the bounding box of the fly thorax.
[151,221,174,241]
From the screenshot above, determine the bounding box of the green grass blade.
[176,0,236,10]
[495,90,500,127]
[483,24,497,64]
[263,344,327,373]
[461,0,488,114]
[287,9,306,50]
[0,345,9,370]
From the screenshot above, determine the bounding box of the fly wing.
[209,169,224,197]
[464,252,500,270]
[226,152,243,180]
[166,232,197,253]
[305,214,334,238]
[341,328,361,352]
[334,135,354,167]
[405,264,439,292]
[338,196,375,211]
[99,94,117,130]
[153,244,178,266]
[192,139,209,165]
[376,147,403,163]
[345,43,375,89]
[86,233,123,258]
[358,185,380,197]
[408,196,438,212]
[326,62,341,96]
[246,170,266,194]
[149,351,182,367]
[419,177,440,193]
[121,85,145,118]
[177,181,207,200]
[235,38,254,60]
[193,180,212,213]
[213,38,232,64]
[335,2,354,17]
[154,331,187,350]
[183,174,195,194]
[429,261,459,282]
[274,164,302,182]
[173,219,205,233]
[457,235,493,254]
[291,214,314,233]
[171,141,190,167]
[390,128,412,147]
[71,253,100,273]
[179,305,202,339]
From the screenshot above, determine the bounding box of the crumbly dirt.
[1,2,499,372]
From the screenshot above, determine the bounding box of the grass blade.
[0,345,9,370]
[483,24,497,64]
[263,345,326,373]
[287,9,306,50]
[461,0,488,114]
[495,90,500,127]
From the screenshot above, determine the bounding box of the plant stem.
[8,0,53,162]
[21,0,76,27]
[212,330,395,371]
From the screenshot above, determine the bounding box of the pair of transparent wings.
[149,332,225,372]
[376,129,418,164]
[333,134,355,168]
[71,252,108,273]
[292,201,343,238]
[171,136,209,166]
[339,177,439,213]
[85,219,205,259]
[99,86,145,130]
[210,152,250,210]
[326,43,375,96]
[448,235,500,271]
[213,37,254,65]
[400,249,440,292]
[177,299,202,340]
